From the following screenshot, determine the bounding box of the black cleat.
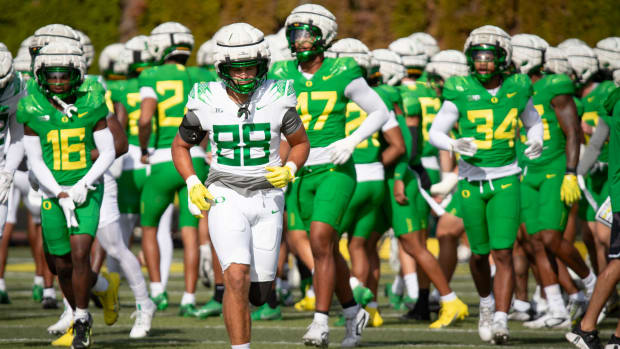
[71,314,93,349]
[565,323,602,349]
[42,296,58,309]
[400,301,431,321]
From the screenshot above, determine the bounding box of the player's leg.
[511,238,532,321]
[0,198,11,304]
[436,211,464,284]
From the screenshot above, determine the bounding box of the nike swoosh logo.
[322,74,333,80]
[546,174,556,179]
[271,210,279,214]
[506,92,517,98]
[78,112,88,118]
[501,183,512,189]
[256,105,266,110]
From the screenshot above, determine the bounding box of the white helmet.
[389,37,428,76]
[614,69,620,87]
[285,4,338,61]
[19,36,33,51]
[464,25,512,72]
[0,51,15,91]
[408,32,439,57]
[34,42,85,97]
[98,43,127,79]
[213,23,270,94]
[371,49,405,86]
[594,37,620,74]
[0,43,7,52]
[511,34,549,74]
[426,50,469,81]
[75,30,94,68]
[121,35,154,76]
[149,22,194,63]
[30,24,81,57]
[13,47,32,74]
[543,46,572,75]
[558,38,588,49]
[265,28,293,64]
[197,39,216,67]
[566,45,598,85]
[326,38,371,71]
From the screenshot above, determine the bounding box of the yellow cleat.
[93,272,120,326]
[429,297,469,329]
[51,326,73,347]
[365,306,384,327]
[294,295,316,312]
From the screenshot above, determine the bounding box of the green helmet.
[285,4,337,62]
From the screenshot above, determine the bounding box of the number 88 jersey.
[186,79,297,177]
[443,74,532,167]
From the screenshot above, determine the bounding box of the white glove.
[68,180,96,206]
[0,169,13,204]
[327,135,362,165]
[449,137,477,157]
[58,196,78,228]
[430,172,459,196]
[524,139,543,160]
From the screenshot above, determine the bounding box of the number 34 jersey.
[186,79,298,178]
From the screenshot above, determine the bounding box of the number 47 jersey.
[186,79,298,178]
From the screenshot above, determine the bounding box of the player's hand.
[58,194,78,228]
[449,137,477,157]
[140,154,150,164]
[327,135,362,165]
[186,175,213,218]
[393,179,409,205]
[561,174,581,206]
[430,172,458,196]
[68,180,95,206]
[0,169,13,204]
[265,165,295,188]
[524,139,543,160]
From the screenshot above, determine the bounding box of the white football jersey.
[186,79,297,178]
[0,74,26,166]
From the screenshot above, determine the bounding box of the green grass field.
[0,245,617,348]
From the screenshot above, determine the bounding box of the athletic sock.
[349,276,361,290]
[440,291,456,303]
[0,278,5,291]
[63,297,72,311]
[367,301,378,309]
[493,311,507,323]
[34,276,44,287]
[404,273,419,300]
[150,282,164,297]
[342,302,360,319]
[181,292,195,306]
[74,307,89,322]
[544,284,566,313]
[569,291,586,302]
[583,271,597,295]
[92,274,109,292]
[480,294,495,308]
[513,299,530,312]
[43,288,55,299]
[231,344,250,349]
[214,284,225,303]
[392,275,404,295]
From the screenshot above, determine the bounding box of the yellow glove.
[186,175,214,218]
[560,173,581,206]
[265,162,297,188]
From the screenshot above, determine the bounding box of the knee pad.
[249,281,272,306]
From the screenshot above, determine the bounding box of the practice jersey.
[186,79,298,178]
[400,81,441,158]
[444,74,532,168]
[110,78,156,148]
[268,57,363,149]
[517,74,575,169]
[138,63,194,149]
[105,79,125,113]
[17,81,109,186]
[604,87,620,211]
[0,73,26,165]
[582,80,616,163]
[187,66,218,84]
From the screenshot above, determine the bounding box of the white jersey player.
[171,23,309,349]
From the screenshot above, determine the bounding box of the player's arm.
[90,113,128,160]
[4,113,25,174]
[138,84,157,163]
[22,125,64,197]
[577,117,609,176]
[430,150,459,196]
[115,102,128,130]
[78,118,116,187]
[520,98,544,160]
[381,112,406,166]
[429,100,476,156]
[554,94,580,172]
[266,108,310,188]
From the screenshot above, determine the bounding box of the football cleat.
[196,299,222,318]
[341,306,369,347]
[92,272,120,326]
[150,291,169,311]
[491,318,510,345]
[565,323,603,349]
[251,303,283,321]
[302,320,329,347]
[365,306,384,327]
[71,314,93,349]
[429,297,469,329]
[48,307,73,335]
[129,301,156,339]
[478,302,494,342]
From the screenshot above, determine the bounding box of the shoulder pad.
[268,60,297,80]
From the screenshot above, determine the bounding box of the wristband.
[566,167,576,175]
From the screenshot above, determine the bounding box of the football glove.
[430,172,459,196]
[524,139,543,160]
[561,174,581,206]
[327,135,362,165]
[68,180,96,206]
[58,196,79,228]
[186,175,213,218]
[449,137,477,157]
[265,163,296,188]
[0,169,13,204]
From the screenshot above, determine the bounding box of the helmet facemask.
[466,44,507,83]
[286,23,325,62]
[218,58,268,95]
[37,66,81,99]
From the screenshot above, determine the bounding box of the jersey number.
[127,92,141,136]
[345,103,379,149]
[519,104,550,142]
[297,91,337,131]
[466,108,518,149]
[213,123,271,166]
[46,128,87,171]
[156,80,187,128]
[420,97,441,142]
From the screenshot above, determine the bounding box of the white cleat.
[342,307,369,348]
[507,309,531,321]
[129,301,156,339]
[568,298,587,324]
[302,320,329,348]
[524,310,569,329]
[478,303,494,342]
[47,307,73,335]
[491,318,510,345]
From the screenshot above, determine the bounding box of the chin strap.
[52,95,77,118]
[236,91,255,119]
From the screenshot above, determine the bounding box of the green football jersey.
[105,79,125,113]
[517,74,575,168]
[345,85,395,164]
[187,66,218,84]
[17,82,108,186]
[375,84,403,112]
[268,57,363,148]
[582,80,616,163]
[110,78,156,148]
[444,74,532,167]
[400,81,441,158]
[138,63,193,149]
[604,87,620,211]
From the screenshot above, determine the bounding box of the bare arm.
[172,133,199,181]
[114,102,128,130]
[138,97,157,161]
[553,94,580,172]
[283,127,310,171]
[381,126,406,166]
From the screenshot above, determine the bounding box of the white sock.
[34,276,44,287]
[0,278,5,291]
[138,298,156,311]
[544,284,565,313]
[43,288,55,298]
[157,205,174,288]
[150,282,164,297]
[493,311,507,323]
[181,292,195,306]
[349,276,361,290]
[583,271,597,294]
[392,275,404,295]
[63,297,72,311]
[275,277,282,290]
[231,344,250,349]
[74,307,89,321]
[306,286,315,298]
[92,274,109,292]
[490,264,497,278]
[343,304,360,319]
[313,312,329,326]
[430,288,440,301]
[513,299,530,312]
[367,301,378,309]
[569,291,586,302]
[404,273,419,300]
[480,295,495,308]
[440,292,456,303]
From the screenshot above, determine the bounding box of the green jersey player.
[429,25,544,344]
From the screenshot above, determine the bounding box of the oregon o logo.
[461,189,470,198]
[214,196,226,203]
[305,81,313,87]
[42,201,52,210]
[490,97,498,104]
[61,116,69,123]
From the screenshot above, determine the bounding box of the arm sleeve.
[178,110,207,145]
[140,86,157,101]
[281,107,303,136]
[429,100,459,151]
[81,127,116,187]
[577,117,609,175]
[344,77,390,142]
[520,98,543,143]
[4,113,24,173]
[23,135,63,197]
[381,111,399,131]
